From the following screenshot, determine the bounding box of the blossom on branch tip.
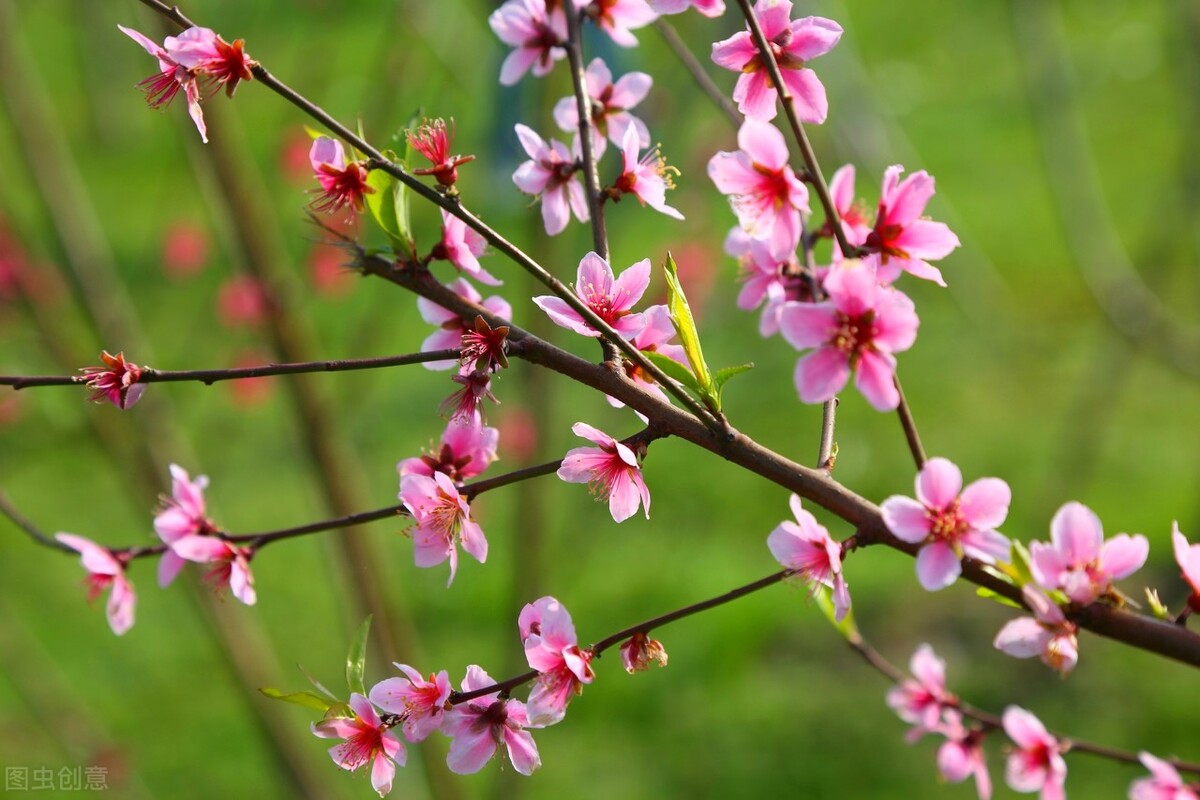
[431,210,499,285]
[557,422,650,522]
[863,165,960,286]
[408,118,474,188]
[169,535,257,605]
[649,0,725,18]
[309,137,373,215]
[153,464,213,588]
[620,632,668,673]
[398,419,499,483]
[553,58,652,157]
[533,251,649,338]
[369,665,452,743]
[1002,706,1067,800]
[418,279,512,371]
[519,596,595,726]
[55,533,136,636]
[880,457,1011,591]
[610,126,684,220]
[443,665,540,775]
[993,585,1079,675]
[80,350,146,410]
[1129,752,1199,800]
[766,494,850,620]
[311,693,405,797]
[884,643,951,736]
[512,124,588,235]
[489,0,568,85]
[399,471,487,585]
[1171,523,1200,613]
[1029,501,1148,605]
[586,0,659,47]
[710,1,842,122]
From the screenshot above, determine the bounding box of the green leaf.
[297,663,341,704]
[1009,539,1035,585]
[642,351,700,394]
[712,363,754,405]
[813,584,859,641]
[346,615,372,697]
[662,253,715,405]
[302,124,326,141]
[1146,588,1171,620]
[259,688,335,713]
[363,168,412,254]
[975,586,1024,610]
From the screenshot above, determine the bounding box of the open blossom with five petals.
[443,665,540,774]
[620,632,668,673]
[885,643,952,736]
[418,279,513,371]
[880,457,1012,591]
[650,0,725,17]
[778,258,918,411]
[489,0,568,85]
[557,422,650,522]
[519,596,595,727]
[553,58,652,156]
[153,464,213,588]
[55,533,136,636]
[710,2,842,122]
[512,124,589,236]
[610,126,684,220]
[1129,752,1199,800]
[767,494,850,620]
[1171,523,1200,613]
[399,471,487,585]
[1003,706,1067,800]
[1029,501,1149,605]
[587,0,659,47]
[398,419,499,483]
[994,585,1079,675]
[431,210,499,285]
[708,119,809,260]
[863,165,960,286]
[170,535,257,605]
[822,164,873,253]
[937,710,992,800]
[369,665,452,743]
[408,118,474,188]
[311,693,405,797]
[81,350,146,410]
[533,251,649,338]
[309,137,373,215]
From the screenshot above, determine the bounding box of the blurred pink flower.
[81,351,146,410]
[519,596,595,727]
[1129,752,1199,800]
[863,165,959,286]
[610,126,684,220]
[489,0,568,85]
[443,665,540,775]
[170,535,257,605]
[398,419,499,483]
[1172,523,1200,614]
[512,124,589,235]
[726,228,818,338]
[589,0,658,47]
[533,251,649,338]
[309,137,373,215]
[153,464,212,588]
[993,585,1079,675]
[1003,706,1066,800]
[369,665,452,743]
[553,58,652,156]
[1029,501,1148,605]
[440,370,499,425]
[311,693,405,797]
[823,164,872,254]
[557,422,650,522]
[937,710,992,800]
[160,221,210,279]
[399,471,487,585]
[55,533,136,636]
[216,274,269,329]
[766,494,850,620]
[885,643,951,736]
[650,0,724,17]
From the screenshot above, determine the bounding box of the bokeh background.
[1,0,1197,797]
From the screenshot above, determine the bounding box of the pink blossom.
[863,165,960,286]
[1029,501,1149,605]
[80,350,146,410]
[369,665,452,743]
[610,126,684,220]
[311,693,405,797]
[1129,752,1199,800]
[512,124,589,236]
[777,258,919,411]
[937,710,992,800]
[169,535,257,605]
[880,457,1012,591]
[533,251,649,338]
[710,2,842,122]
[649,0,725,18]
[1003,706,1067,800]
[607,304,687,411]
[553,58,652,156]
[418,279,513,371]
[309,137,373,215]
[557,422,650,522]
[440,370,499,425]
[885,643,951,736]
[993,585,1079,675]
[55,533,136,636]
[708,119,809,260]
[1171,523,1200,614]
[431,210,499,285]
[519,596,595,727]
[408,118,474,188]
[216,274,269,329]
[399,471,487,585]
[398,419,499,483]
[459,316,511,374]
[766,494,850,620]
[620,632,668,673]
[443,666,540,775]
[822,164,873,253]
[153,464,213,588]
[489,0,568,85]
[588,0,659,47]
[726,228,819,337]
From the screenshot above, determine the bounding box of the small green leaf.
[1146,588,1171,620]
[975,586,1024,610]
[642,351,700,394]
[662,253,715,404]
[297,663,341,704]
[712,363,754,405]
[302,124,325,141]
[346,615,372,697]
[1009,539,1035,585]
[259,688,335,712]
[364,168,411,254]
[813,584,859,640]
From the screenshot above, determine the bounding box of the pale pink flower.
[937,710,992,800]
[369,665,453,743]
[399,471,487,585]
[777,258,919,411]
[55,533,136,636]
[710,2,842,122]
[153,464,213,588]
[1029,501,1149,605]
[620,632,668,673]
[408,118,474,188]
[766,494,850,620]
[169,535,257,605]
[442,665,540,775]
[309,137,373,215]
[610,125,684,220]
[553,58,652,156]
[885,643,951,736]
[726,228,819,338]
[823,164,873,253]
[489,0,568,85]
[557,422,650,522]
[708,119,809,259]
[650,0,725,18]
[80,350,146,410]
[533,251,649,338]
[994,585,1079,675]
[588,0,659,47]
[519,596,595,727]
[432,210,499,285]
[1171,523,1200,613]
[1129,752,1199,800]
[863,165,960,286]
[512,124,589,236]
[1003,706,1067,800]
[607,304,687,411]
[417,279,513,371]
[880,457,1012,591]
[311,693,405,797]
[399,419,500,483]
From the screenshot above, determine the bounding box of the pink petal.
[1049,501,1104,564]
[711,31,756,71]
[854,349,900,411]
[310,137,345,172]
[570,421,614,447]
[371,750,398,795]
[733,72,778,121]
[1001,706,1051,751]
[778,302,835,350]
[915,542,962,591]
[1173,524,1200,589]
[609,258,652,312]
[909,643,945,691]
[118,25,164,57]
[756,0,794,39]
[56,533,120,576]
[787,16,844,60]
[794,347,850,403]
[886,170,936,227]
[708,151,760,196]
[170,535,231,563]
[503,728,541,775]
[447,726,497,774]
[829,164,856,214]
[737,119,789,172]
[994,617,1051,659]
[500,47,540,86]
[611,70,652,107]
[896,219,960,261]
[780,68,828,125]
[961,528,1012,564]
[880,496,932,543]
[916,457,963,511]
[532,295,595,336]
[959,478,1011,530]
[1098,533,1149,581]
[106,576,136,636]
[157,550,186,588]
[608,469,645,522]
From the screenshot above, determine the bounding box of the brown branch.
[562,1,609,261]
[893,375,927,468]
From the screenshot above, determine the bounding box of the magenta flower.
[1129,752,1199,800]
[55,533,136,636]
[777,258,919,411]
[1171,523,1200,614]
[650,0,725,17]
[589,0,659,47]
[863,165,960,286]
[459,316,511,374]
[408,118,474,188]
[153,464,213,588]
[823,164,873,253]
[519,596,595,727]
[1003,706,1067,800]
[533,251,649,338]
[620,632,668,673]
[399,471,487,585]
[610,126,684,220]
[369,665,452,743]
[311,693,405,797]
[553,57,652,156]
[418,278,513,371]
[885,643,952,736]
[937,710,992,800]
[512,124,589,236]
[557,422,650,522]
[993,585,1079,675]
[399,419,499,483]
[80,350,146,410]
[710,2,842,122]
[489,0,568,85]
[443,665,541,775]
[708,119,809,260]
[766,494,850,620]
[726,228,817,338]
[170,535,257,605]
[309,137,374,215]
[431,210,499,285]
[440,369,499,425]
[880,457,1012,591]
[1029,501,1149,605]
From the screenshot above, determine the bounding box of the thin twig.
[653,18,741,130]
[893,375,926,468]
[563,1,609,261]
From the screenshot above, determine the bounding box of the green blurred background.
[0,0,1197,797]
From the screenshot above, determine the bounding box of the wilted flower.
[81,350,146,410]
[408,118,474,187]
[309,137,373,215]
[55,533,136,635]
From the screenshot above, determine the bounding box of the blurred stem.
[563,1,609,262]
[654,18,741,130]
[892,375,926,468]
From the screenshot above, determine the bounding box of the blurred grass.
[0,0,1198,798]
